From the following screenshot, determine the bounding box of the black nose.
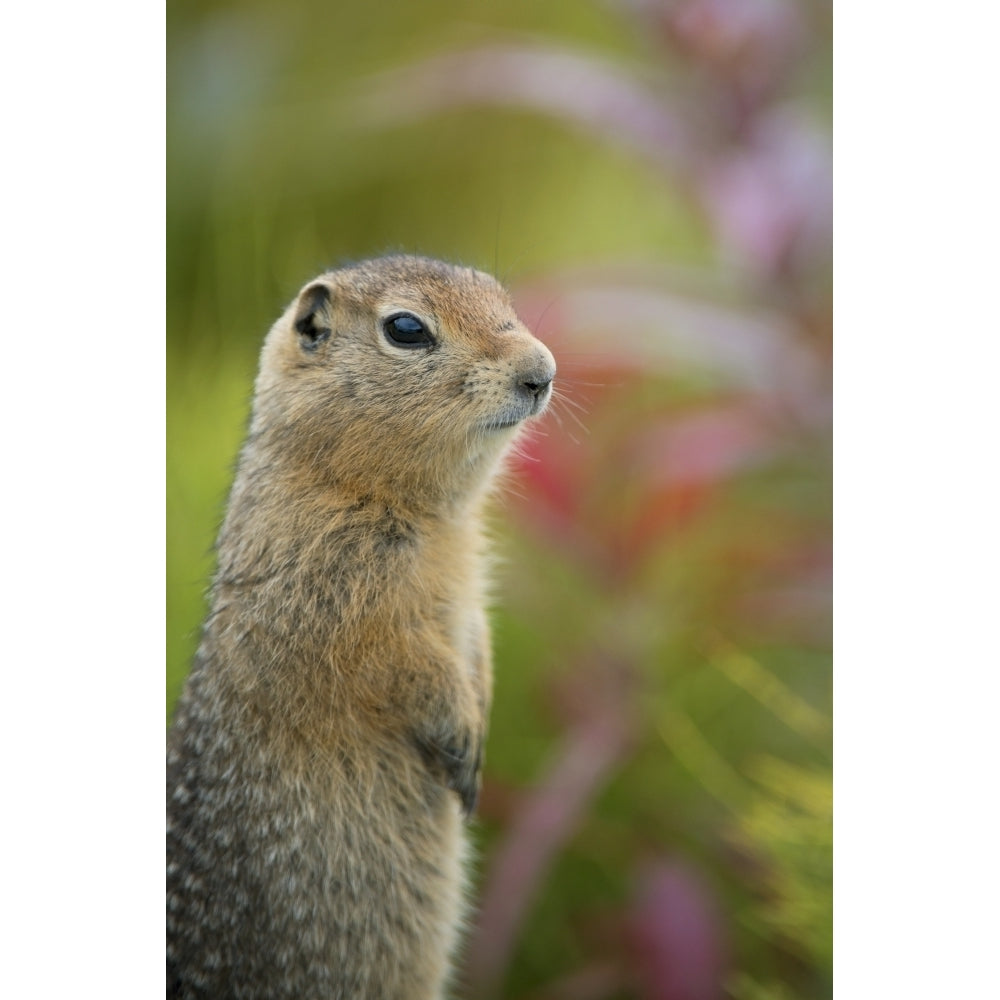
[520,374,553,399]
[518,359,555,401]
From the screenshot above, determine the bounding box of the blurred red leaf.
[509,394,788,580]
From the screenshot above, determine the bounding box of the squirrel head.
[250,255,556,508]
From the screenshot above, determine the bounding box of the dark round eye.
[383,313,435,349]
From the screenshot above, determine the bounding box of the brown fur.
[166,256,555,999]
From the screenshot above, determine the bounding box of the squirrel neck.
[203,433,490,698]
[240,393,506,519]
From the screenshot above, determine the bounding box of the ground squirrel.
[166,255,556,999]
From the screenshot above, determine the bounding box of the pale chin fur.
[480,384,553,434]
[467,399,549,474]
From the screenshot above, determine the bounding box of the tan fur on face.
[167,255,555,999]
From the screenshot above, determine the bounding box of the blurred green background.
[167,1,831,997]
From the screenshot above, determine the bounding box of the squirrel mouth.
[481,417,522,432]
[481,379,552,432]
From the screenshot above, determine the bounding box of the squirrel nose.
[520,374,553,399]
[517,357,556,401]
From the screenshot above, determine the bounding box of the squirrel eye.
[383,313,435,349]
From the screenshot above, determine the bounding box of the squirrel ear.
[293,282,333,351]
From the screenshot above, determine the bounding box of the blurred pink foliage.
[358,1,831,996]
[630,861,728,1000]
[639,0,807,113]
[356,43,694,173]
[466,663,633,997]
[514,274,824,408]
[358,0,830,288]
[701,107,831,279]
[505,262,828,586]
